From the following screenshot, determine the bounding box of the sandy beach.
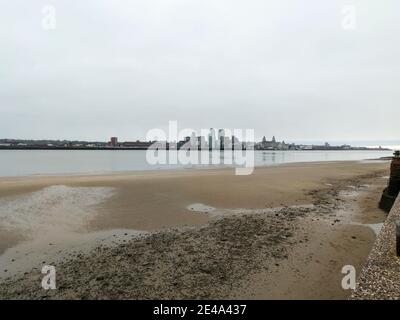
[0,161,390,299]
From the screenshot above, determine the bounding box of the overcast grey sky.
[0,0,399,142]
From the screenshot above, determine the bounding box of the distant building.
[208,128,216,150]
[197,136,206,150]
[177,136,191,150]
[223,136,231,150]
[110,137,118,147]
[218,129,225,150]
[121,140,153,149]
[231,136,242,150]
[256,136,289,150]
[190,132,197,150]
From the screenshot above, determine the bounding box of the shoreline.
[0,160,390,299]
[0,147,393,150]
[0,158,390,180]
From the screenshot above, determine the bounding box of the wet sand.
[0,161,390,299]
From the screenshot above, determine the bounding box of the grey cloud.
[0,0,399,142]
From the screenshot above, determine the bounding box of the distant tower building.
[232,135,240,150]
[208,128,216,150]
[261,136,267,149]
[197,136,206,150]
[272,136,277,149]
[218,129,225,150]
[224,136,232,150]
[190,132,197,149]
[110,137,118,147]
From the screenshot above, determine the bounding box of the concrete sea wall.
[352,196,400,299]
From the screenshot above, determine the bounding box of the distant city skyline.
[1,1,399,142]
[1,135,399,149]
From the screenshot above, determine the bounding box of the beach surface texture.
[0,161,390,299]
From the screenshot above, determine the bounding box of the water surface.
[0,149,393,177]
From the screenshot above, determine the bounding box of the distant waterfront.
[0,149,394,177]
[1,137,398,152]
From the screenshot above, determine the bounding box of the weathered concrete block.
[379,153,400,213]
